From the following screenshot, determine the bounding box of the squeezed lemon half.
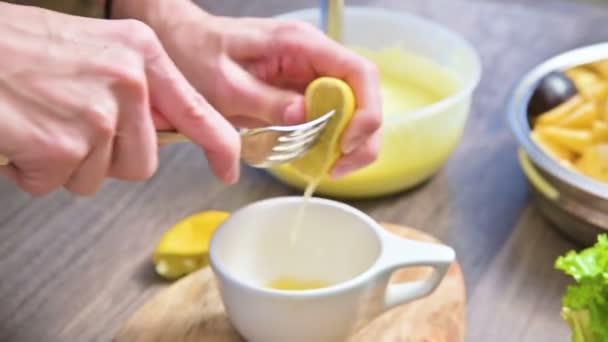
[152,210,230,280]
[289,77,356,182]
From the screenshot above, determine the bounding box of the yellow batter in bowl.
[270,7,481,199]
[268,46,471,199]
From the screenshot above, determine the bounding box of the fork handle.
[156,131,190,144]
[0,131,190,167]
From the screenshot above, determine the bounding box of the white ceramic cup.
[209,197,455,342]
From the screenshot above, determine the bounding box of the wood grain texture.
[1,0,608,341]
[115,223,465,342]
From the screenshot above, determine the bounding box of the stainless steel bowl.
[507,43,608,246]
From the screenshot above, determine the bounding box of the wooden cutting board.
[115,223,466,342]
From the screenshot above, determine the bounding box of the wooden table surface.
[2,0,608,341]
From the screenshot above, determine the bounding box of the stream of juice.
[266,178,325,291]
[289,179,320,246]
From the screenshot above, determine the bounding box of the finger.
[271,22,383,154]
[108,91,158,181]
[63,139,113,195]
[10,159,81,196]
[216,61,304,126]
[329,130,381,179]
[0,165,42,195]
[1,135,88,196]
[13,132,89,196]
[145,47,241,184]
[225,17,382,144]
[303,40,382,154]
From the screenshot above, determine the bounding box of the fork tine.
[273,123,327,151]
[277,121,328,143]
[268,137,318,162]
[272,136,316,152]
[265,110,335,163]
[272,139,317,157]
[267,149,309,163]
[238,109,336,168]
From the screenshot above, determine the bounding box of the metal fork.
[157,110,335,168]
[0,110,335,169]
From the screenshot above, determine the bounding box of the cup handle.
[379,231,455,310]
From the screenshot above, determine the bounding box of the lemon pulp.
[289,76,356,182]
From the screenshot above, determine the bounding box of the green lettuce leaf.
[555,234,608,342]
[561,308,594,342]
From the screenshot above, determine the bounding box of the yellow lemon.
[289,77,356,182]
[152,210,230,280]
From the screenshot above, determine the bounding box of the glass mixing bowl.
[268,7,482,199]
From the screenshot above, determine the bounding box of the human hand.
[116,0,383,179]
[0,3,240,196]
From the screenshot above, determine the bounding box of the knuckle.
[92,53,146,91]
[111,58,145,86]
[273,19,317,38]
[120,58,145,79]
[181,95,209,125]
[345,58,380,85]
[361,59,379,77]
[102,67,147,106]
[52,137,88,164]
[360,141,380,164]
[360,111,382,134]
[30,131,84,163]
[120,19,158,49]
[84,107,116,140]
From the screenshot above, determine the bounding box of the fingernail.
[343,136,365,155]
[283,98,304,125]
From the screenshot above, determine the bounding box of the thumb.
[218,62,305,126]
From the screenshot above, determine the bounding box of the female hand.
[0,3,240,196]
[115,0,383,179]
